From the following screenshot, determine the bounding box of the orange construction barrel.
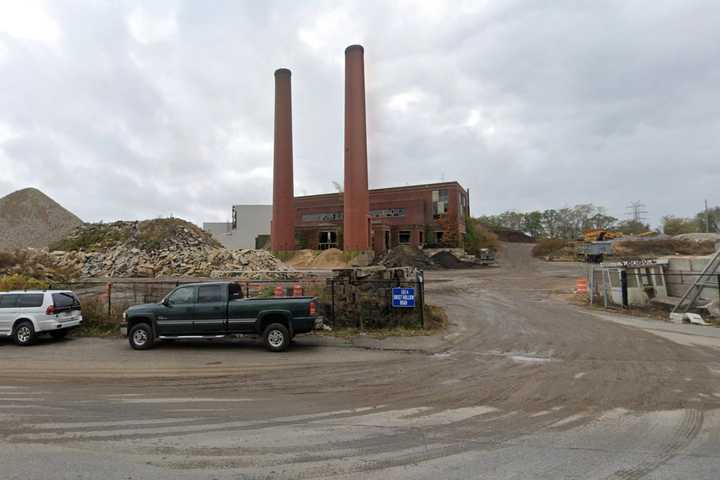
[292,285,303,297]
[274,285,284,297]
[575,278,588,294]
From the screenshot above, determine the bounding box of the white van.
[0,290,83,345]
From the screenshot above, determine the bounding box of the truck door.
[157,286,196,336]
[193,284,227,335]
[227,284,260,334]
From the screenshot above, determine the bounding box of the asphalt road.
[2,243,720,479]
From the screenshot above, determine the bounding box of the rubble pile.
[48,219,292,278]
[375,245,437,270]
[0,248,79,281]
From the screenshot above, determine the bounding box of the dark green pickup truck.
[121,281,322,352]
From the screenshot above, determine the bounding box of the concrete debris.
[51,247,292,279]
[40,218,293,278]
[674,233,720,243]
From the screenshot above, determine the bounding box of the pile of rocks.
[0,248,80,281]
[48,218,292,278]
[50,246,292,279]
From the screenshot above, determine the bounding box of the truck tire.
[12,320,36,346]
[129,323,155,350]
[263,323,290,352]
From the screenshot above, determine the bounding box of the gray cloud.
[0,0,718,227]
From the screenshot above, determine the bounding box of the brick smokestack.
[271,68,295,251]
[343,45,370,251]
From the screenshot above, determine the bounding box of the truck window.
[198,285,223,303]
[229,283,243,300]
[167,286,196,305]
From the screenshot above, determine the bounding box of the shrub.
[465,217,499,254]
[531,239,569,257]
[73,296,126,336]
[0,274,49,291]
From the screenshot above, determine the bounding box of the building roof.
[294,181,466,201]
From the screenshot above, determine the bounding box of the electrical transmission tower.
[625,201,648,223]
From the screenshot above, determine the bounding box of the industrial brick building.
[265,44,469,254]
[294,182,469,252]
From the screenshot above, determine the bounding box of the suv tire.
[129,323,155,350]
[13,320,36,346]
[49,329,70,340]
[263,323,290,352]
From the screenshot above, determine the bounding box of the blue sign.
[392,287,416,308]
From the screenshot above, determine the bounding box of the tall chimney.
[271,68,295,251]
[343,45,370,251]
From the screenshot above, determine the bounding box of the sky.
[0,0,719,228]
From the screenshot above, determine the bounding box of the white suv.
[0,290,83,346]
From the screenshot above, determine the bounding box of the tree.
[541,209,561,239]
[617,219,650,235]
[694,206,720,233]
[522,211,544,239]
[662,216,700,235]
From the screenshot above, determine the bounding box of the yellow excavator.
[582,229,623,242]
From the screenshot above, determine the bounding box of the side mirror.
[162,298,170,307]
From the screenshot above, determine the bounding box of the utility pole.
[705,199,710,233]
[625,201,648,224]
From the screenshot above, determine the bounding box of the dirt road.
[2,244,720,479]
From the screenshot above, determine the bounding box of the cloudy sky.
[0,1,718,227]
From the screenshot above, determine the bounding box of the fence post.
[330,278,335,327]
[620,270,628,308]
[717,274,720,303]
[107,282,112,317]
[417,271,425,329]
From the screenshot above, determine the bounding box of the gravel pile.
[375,245,436,270]
[0,188,82,251]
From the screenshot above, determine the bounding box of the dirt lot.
[2,243,720,479]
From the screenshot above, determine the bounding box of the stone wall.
[326,267,423,328]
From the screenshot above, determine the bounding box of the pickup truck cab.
[122,282,321,352]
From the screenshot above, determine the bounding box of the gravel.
[0,188,82,251]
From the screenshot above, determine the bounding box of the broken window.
[432,189,448,217]
[399,231,411,244]
[319,231,338,250]
[435,231,444,243]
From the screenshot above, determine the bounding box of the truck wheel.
[263,323,290,352]
[49,329,70,340]
[129,323,155,350]
[13,320,36,346]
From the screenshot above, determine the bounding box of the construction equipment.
[575,241,614,263]
[670,248,720,323]
[583,229,623,242]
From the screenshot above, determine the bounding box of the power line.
[625,201,648,223]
